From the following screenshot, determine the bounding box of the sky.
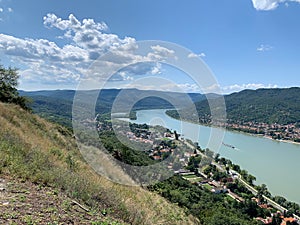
[0,0,299,93]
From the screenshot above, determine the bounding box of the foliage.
[148,175,263,225]
[99,130,155,167]
[0,65,30,110]
[167,87,300,125]
[0,102,197,225]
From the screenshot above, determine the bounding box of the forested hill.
[20,87,300,126]
[224,87,300,124]
[19,89,205,128]
[167,87,300,125]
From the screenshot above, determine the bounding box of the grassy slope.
[0,175,125,224]
[0,102,199,225]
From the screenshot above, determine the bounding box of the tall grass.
[0,102,199,225]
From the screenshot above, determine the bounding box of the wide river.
[129,109,300,204]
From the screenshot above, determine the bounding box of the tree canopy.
[0,64,30,110]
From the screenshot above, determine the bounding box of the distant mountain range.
[20,87,300,128]
[19,89,208,128]
[167,87,300,125]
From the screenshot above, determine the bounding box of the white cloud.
[8,7,12,12]
[177,83,201,92]
[148,45,175,61]
[201,84,222,93]
[222,83,278,93]
[252,0,281,10]
[123,82,280,94]
[0,14,177,87]
[187,52,206,58]
[124,82,201,93]
[251,0,300,11]
[149,63,161,75]
[257,44,273,52]
[0,8,3,12]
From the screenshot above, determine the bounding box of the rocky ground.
[0,175,124,225]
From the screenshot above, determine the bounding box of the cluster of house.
[98,120,300,224]
[226,121,300,142]
[199,179,228,193]
[256,212,297,225]
[125,130,179,161]
[126,131,154,144]
[251,197,298,224]
[196,112,300,143]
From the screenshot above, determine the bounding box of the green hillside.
[0,102,198,225]
[224,87,300,124]
[19,89,205,128]
[0,101,264,225]
[167,87,300,125]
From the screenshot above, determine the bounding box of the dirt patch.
[0,175,125,225]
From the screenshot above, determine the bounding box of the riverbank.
[165,110,300,146]
[131,109,300,204]
[179,138,300,222]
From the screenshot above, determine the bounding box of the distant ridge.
[167,87,300,125]
[19,88,208,128]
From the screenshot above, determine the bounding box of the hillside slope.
[224,87,300,124]
[0,102,199,225]
[0,175,125,224]
[167,87,300,125]
[19,89,206,128]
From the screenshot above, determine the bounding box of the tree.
[0,64,30,110]
[246,174,256,186]
[271,213,282,225]
[0,65,19,87]
[214,153,220,162]
[174,130,179,140]
[232,164,241,173]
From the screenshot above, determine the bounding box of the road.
[235,172,300,221]
[181,139,300,221]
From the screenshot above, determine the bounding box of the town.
[225,121,300,143]
[96,116,300,225]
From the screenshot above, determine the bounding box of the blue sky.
[0,0,299,93]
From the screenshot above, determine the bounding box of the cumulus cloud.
[0,14,176,87]
[124,82,201,93]
[8,7,12,12]
[147,45,176,61]
[124,82,280,94]
[177,83,201,92]
[0,8,3,12]
[257,44,273,52]
[251,0,300,11]
[187,52,206,58]
[222,83,278,93]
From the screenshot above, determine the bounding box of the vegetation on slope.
[0,102,198,225]
[224,87,300,124]
[148,175,263,225]
[0,175,125,224]
[94,122,263,225]
[167,87,300,125]
[0,65,30,111]
[19,89,205,128]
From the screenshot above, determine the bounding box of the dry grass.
[0,102,199,225]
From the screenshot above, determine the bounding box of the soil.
[0,175,123,225]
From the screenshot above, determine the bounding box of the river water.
[128,109,300,204]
